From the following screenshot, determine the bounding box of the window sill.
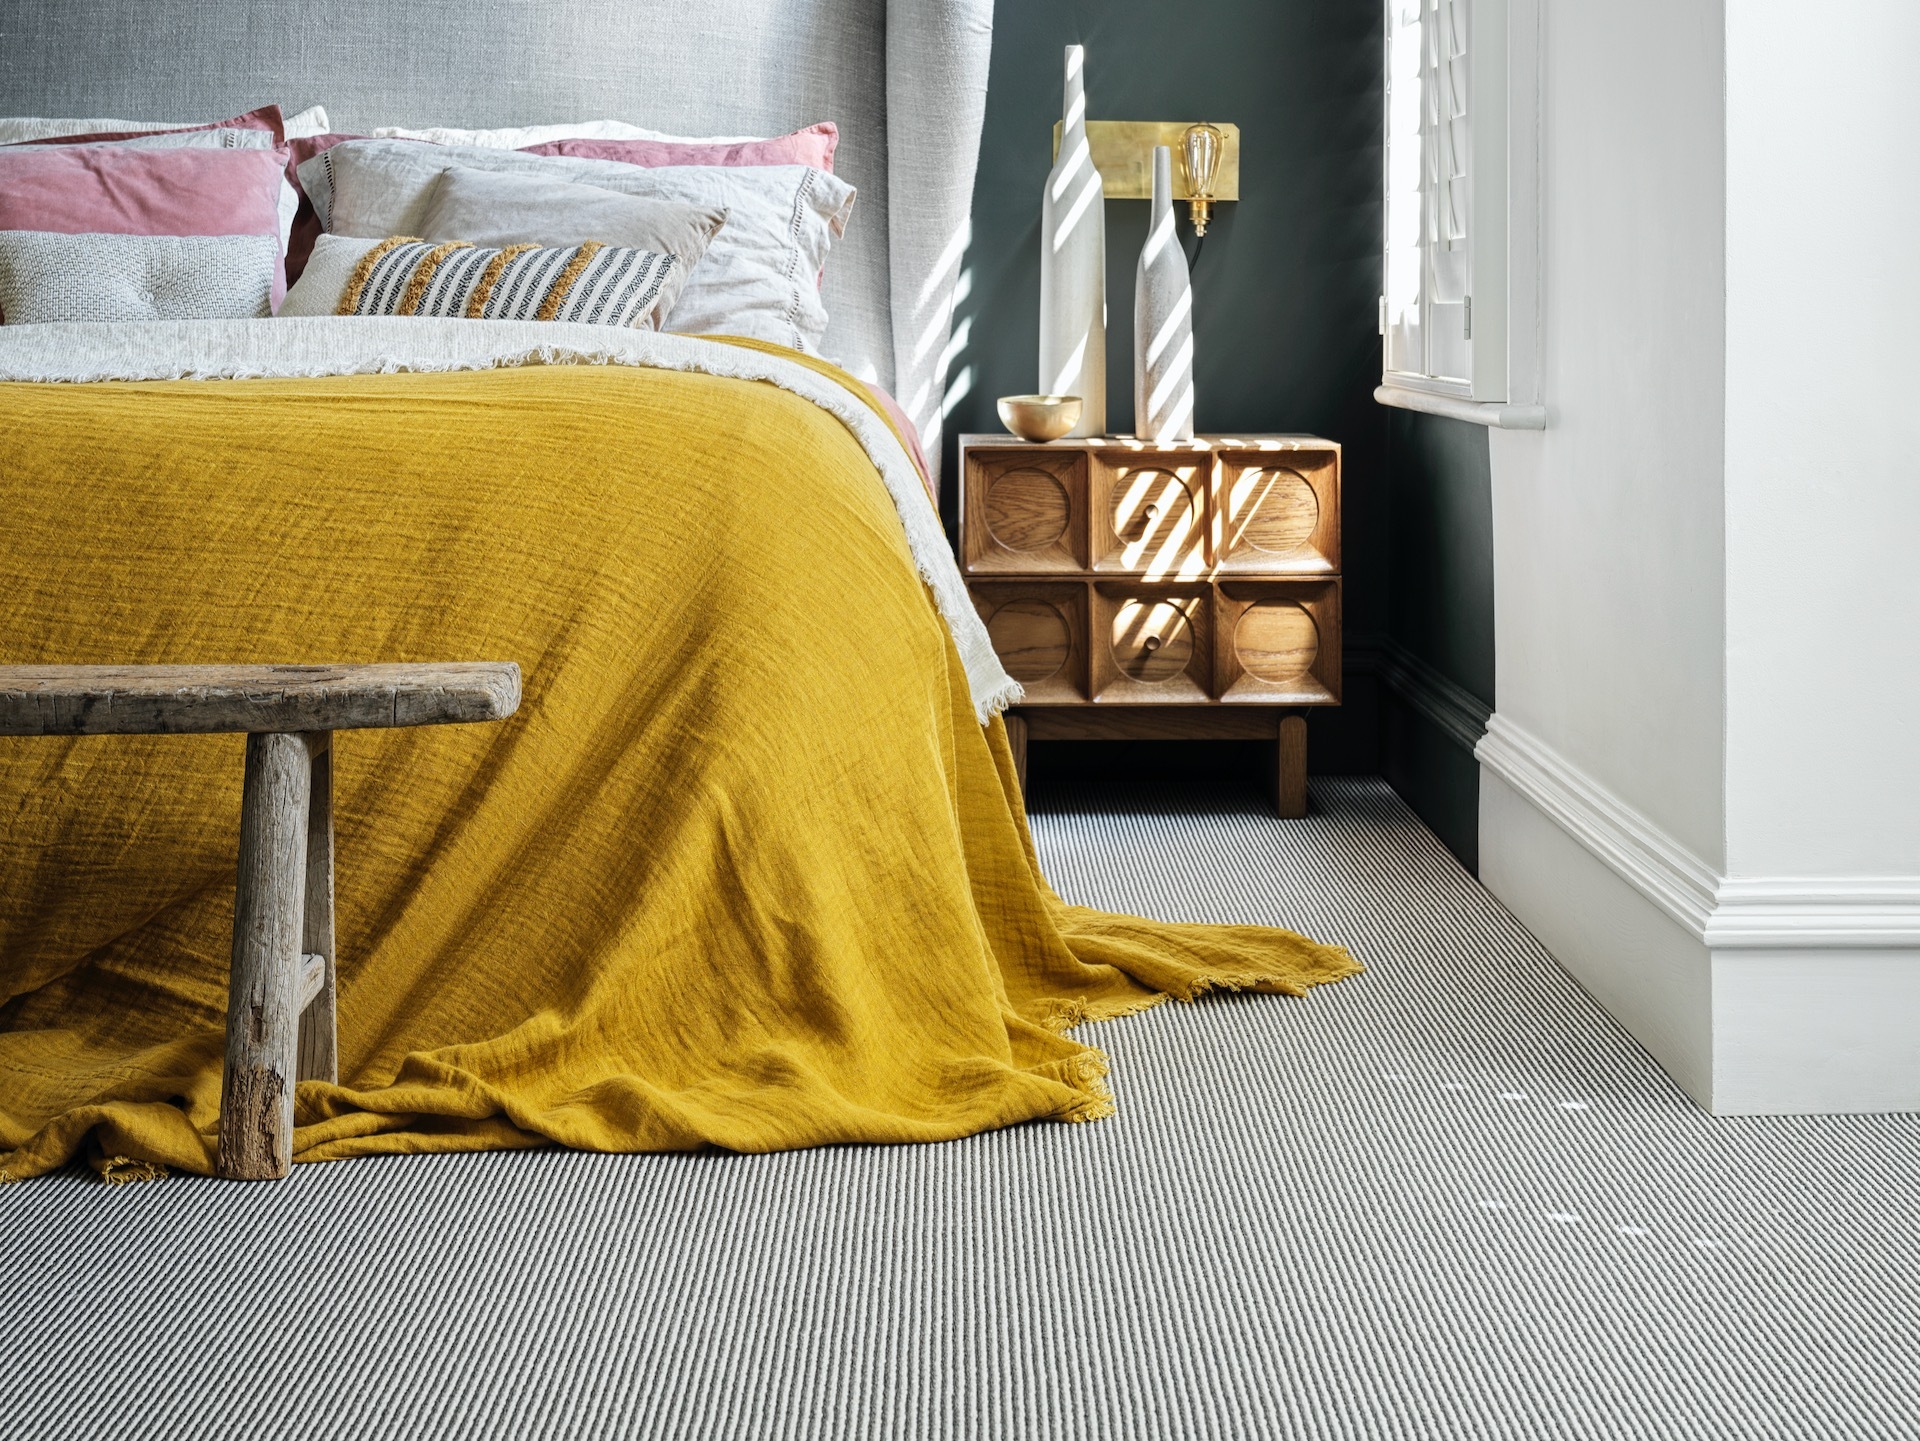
[1375,383,1548,430]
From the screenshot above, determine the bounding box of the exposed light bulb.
[1181,123,1225,236]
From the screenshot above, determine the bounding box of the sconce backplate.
[1049,120,1241,202]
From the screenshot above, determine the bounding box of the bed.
[0,0,1357,1182]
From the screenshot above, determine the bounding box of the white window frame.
[1377,0,1546,429]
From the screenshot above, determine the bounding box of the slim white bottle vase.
[1134,145,1195,441]
[1038,43,1105,437]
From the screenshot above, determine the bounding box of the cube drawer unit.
[959,434,1342,816]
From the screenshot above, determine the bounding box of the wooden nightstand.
[958,434,1341,816]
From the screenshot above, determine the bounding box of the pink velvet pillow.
[0,144,292,305]
[519,123,838,172]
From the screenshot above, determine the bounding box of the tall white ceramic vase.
[1133,145,1195,441]
[1038,43,1105,437]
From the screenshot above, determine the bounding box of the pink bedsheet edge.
[866,383,936,503]
[521,123,837,173]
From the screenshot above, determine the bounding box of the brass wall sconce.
[1049,120,1241,232]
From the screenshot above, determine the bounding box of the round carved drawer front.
[984,468,1071,552]
[1110,600,1194,683]
[1110,468,1199,550]
[1231,467,1319,556]
[987,600,1072,683]
[1234,600,1319,684]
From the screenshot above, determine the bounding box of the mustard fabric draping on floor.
[0,355,1356,1180]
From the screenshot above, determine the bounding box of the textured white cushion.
[277,235,380,316]
[0,231,277,324]
[277,235,366,316]
[303,140,855,355]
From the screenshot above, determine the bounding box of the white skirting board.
[1478,716,1920,1113]
[1712,949,1920,1113]
[1478,768,1715,1105]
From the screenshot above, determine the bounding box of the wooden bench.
[0,663,522,1181]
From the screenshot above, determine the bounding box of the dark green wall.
[952,1,1495,866]
[948,0,1389,783]
[1382,410,1493,869]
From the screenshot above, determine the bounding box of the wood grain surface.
[217,731,315,1181]
[0,663,521,736]
[960,435,1342,815]
[296,738,337,1086]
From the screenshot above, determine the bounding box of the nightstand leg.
[1277,714,1308,818]
[1005,713,1029,796]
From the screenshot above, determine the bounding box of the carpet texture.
[3,777,1917,1439]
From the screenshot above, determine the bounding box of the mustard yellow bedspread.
[0,353,1357,1181]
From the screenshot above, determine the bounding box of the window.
[1379,0,1544,427]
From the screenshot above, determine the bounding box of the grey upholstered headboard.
[0,0,991,474]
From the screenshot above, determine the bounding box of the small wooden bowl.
[997,394,1082,443]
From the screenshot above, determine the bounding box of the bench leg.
[218,731,314,1181]
[297,734,337,1085]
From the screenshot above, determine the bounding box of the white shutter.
[1383,0,1426,379]
[1426,0,1470,381]
[1382,0,1510,401]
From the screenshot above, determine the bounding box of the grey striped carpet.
[4,777,1917,1440]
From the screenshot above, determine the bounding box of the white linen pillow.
[291,162,723,327]
[302,140,855,354]
[282,106,333,140]
[0,104,330,144]
[415,166,723,325]
[0,231,276,323]
[368,118,764,148]
[0,127,278,153]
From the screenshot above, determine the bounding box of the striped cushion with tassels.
[338,236,679,329]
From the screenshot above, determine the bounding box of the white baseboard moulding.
[1374,640,1490,755]
[1705,878,1920,950]
[1475,713,1920,1114]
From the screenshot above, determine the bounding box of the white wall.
[1487,0,1727,869]
[1479,0,1920,1112]
[1723,0,1920,880]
